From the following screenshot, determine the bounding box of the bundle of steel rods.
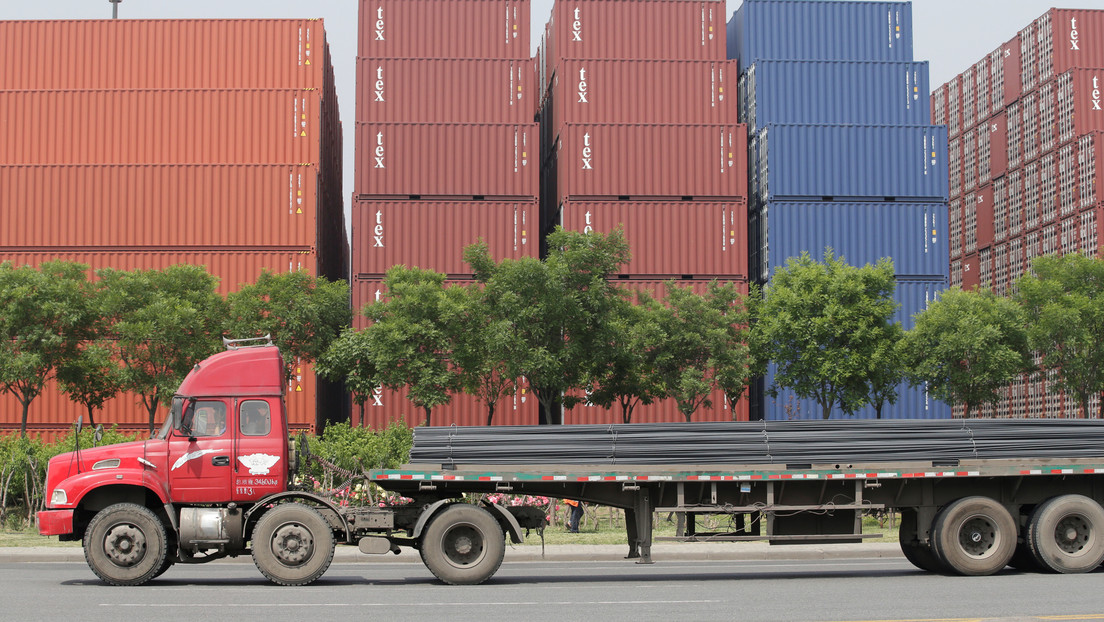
[408,419,1104,466]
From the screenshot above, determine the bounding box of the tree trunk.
[821,402,832,420]
[20,399,29,438]
[963,402,972,419]
[874,401,884,419]
[85,404,97,428]
[485,401,496,427]
[423,405,432,428]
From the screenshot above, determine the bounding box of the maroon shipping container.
[948,137,962,200]
[546,59,736,128]
[1035,9,1104,85]
[1000,35,1023,109]
[961,65,977,133]
[976,183,995,251]
[946,74,962,139]
[989,110,1008,179]
[355,383,538,429]
[358,0,529,59]
[0,19,328,90]
[557,200,747,278]
[566,385,747,425]
[544,0,726,62]
[351,200,536,277]
[355,58,533,124]
[0,90,323,165]
[1079,132,1104,209]
[1056,69,1104,146]
[962,252,980,290]
[548,124,747,200]
[355,123,537,198]
[0,165,322,248]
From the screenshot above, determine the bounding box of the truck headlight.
[50,489,68,506]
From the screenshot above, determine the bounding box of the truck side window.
[240,400,271,437]
[185,401,227,437]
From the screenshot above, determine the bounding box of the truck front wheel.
[421,504,505,585]
[84,503,168,586]
[251,503,335,586]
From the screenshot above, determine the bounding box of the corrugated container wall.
[545,0,727,64]
[754,202,948,280]
[357,0,529,59]
[549,124,747,200]
[0,165,321,248]
[558,201,747,278]
[0,19,326,89]
[355,123,536,198]
[751,124,949,203]
[740,60,930,132]
[352,200,537,277]
[728,0,914,68]
[1036,9,1104,85]
[355,59,533,124]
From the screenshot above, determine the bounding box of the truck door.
[168,399,234,504]
[232,398,288,502]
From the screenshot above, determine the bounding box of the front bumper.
[37,509,75,536]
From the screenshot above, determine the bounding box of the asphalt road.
[5,557,1104,622]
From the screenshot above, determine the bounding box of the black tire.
[1026,494,1104,574]
[421,504,505,585]
[251,503,335,586]
[930,496,1016,576]
[898,509,945,572]
[83,503,168,586]
[152,557,174,579]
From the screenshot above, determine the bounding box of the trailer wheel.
[1026,495,1104,574]
[421,504,505,585]
[898,510,944,572]
[251,503,335,586]
[930,497,1016,576]
[84,503,168,586]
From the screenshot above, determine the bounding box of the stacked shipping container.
[938,9,1104,419]
[537,0,750,424]
[731,0,951,420]
[353,0,539,428]
[0,19,346,437]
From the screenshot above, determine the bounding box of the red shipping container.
[351,200,536,277]
[558,201,747,278]
[989,110,1008,179]
[0,165,322,248]
[961,65,977,132]
[549,124,747,200]
[1079,131,1104,209]
[545,0,726,62]
[1056,69,1104,146]
[1036,9,1104,85]
[355,123,537,198]
[976,184,995,251]
[945,74,961,139]
[962,252,980,290]
[358,0,529,59]
[546,59,736,128]
[1001,34,1023,108]
[0,19,328,90]
[355,383,538,429]
[355,58,533,124]
[931,84,946,127]
[0,90,322,165]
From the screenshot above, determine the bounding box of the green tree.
[224,270,351,380]
[56,341,123,429]
[901,287,1032,418]
[586,293,668,424]
[316,327,379,426]
[99,265,228,433]
[0,261,95,437]
[449,282,525,426]
[652,283,733,421]
[1016,254,1104,418]
[706,281,754,419]
[752,251,900,420]
[362,266,461,427]
[864,324,906,419]
[465,228,630,425]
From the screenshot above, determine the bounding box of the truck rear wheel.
[1026,495,1104,574]
[930,496,1016,576]
[84,503,168,586]
[898,509,944,572]
[251,503,335,586]
[421,504,505,585]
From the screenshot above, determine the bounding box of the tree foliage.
[585,293,668,423]
[449,282,525,426]
[752,251,900,420]
[901,287,1032,418]
[315,327,379,424]
[1016,254,1104,418]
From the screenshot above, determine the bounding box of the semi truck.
[37,341,1104,585]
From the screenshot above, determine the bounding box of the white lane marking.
[107,600,722,607]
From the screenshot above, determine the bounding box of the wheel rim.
[957,515,999,558]
[270,521,315,566]
[103,523,148,568]
[439,522,486,569]
[1053,514,1093,556]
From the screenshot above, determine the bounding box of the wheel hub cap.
[1055,515,1091,555]
[272,523,314,565]
[959,517,997,557]
[443,523,485,568]
[104,524,146,567]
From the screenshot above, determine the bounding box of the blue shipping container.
[740,60,931,132]
[755,201,948,281]
[728,0,915,68]
[758,278,950,420]
[751,124,949,202]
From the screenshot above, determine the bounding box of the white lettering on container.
[1092,75,1102,111]
[572,7,583,42]
[581,132,593,170]
[576,67,588,103]
[372,387,384,406]
[1070,17,1080,51]
[375,66,385,102]
[374,210,385,248]
[374,132,385,169]
[583,210,593,234]
[375,7,385,41]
